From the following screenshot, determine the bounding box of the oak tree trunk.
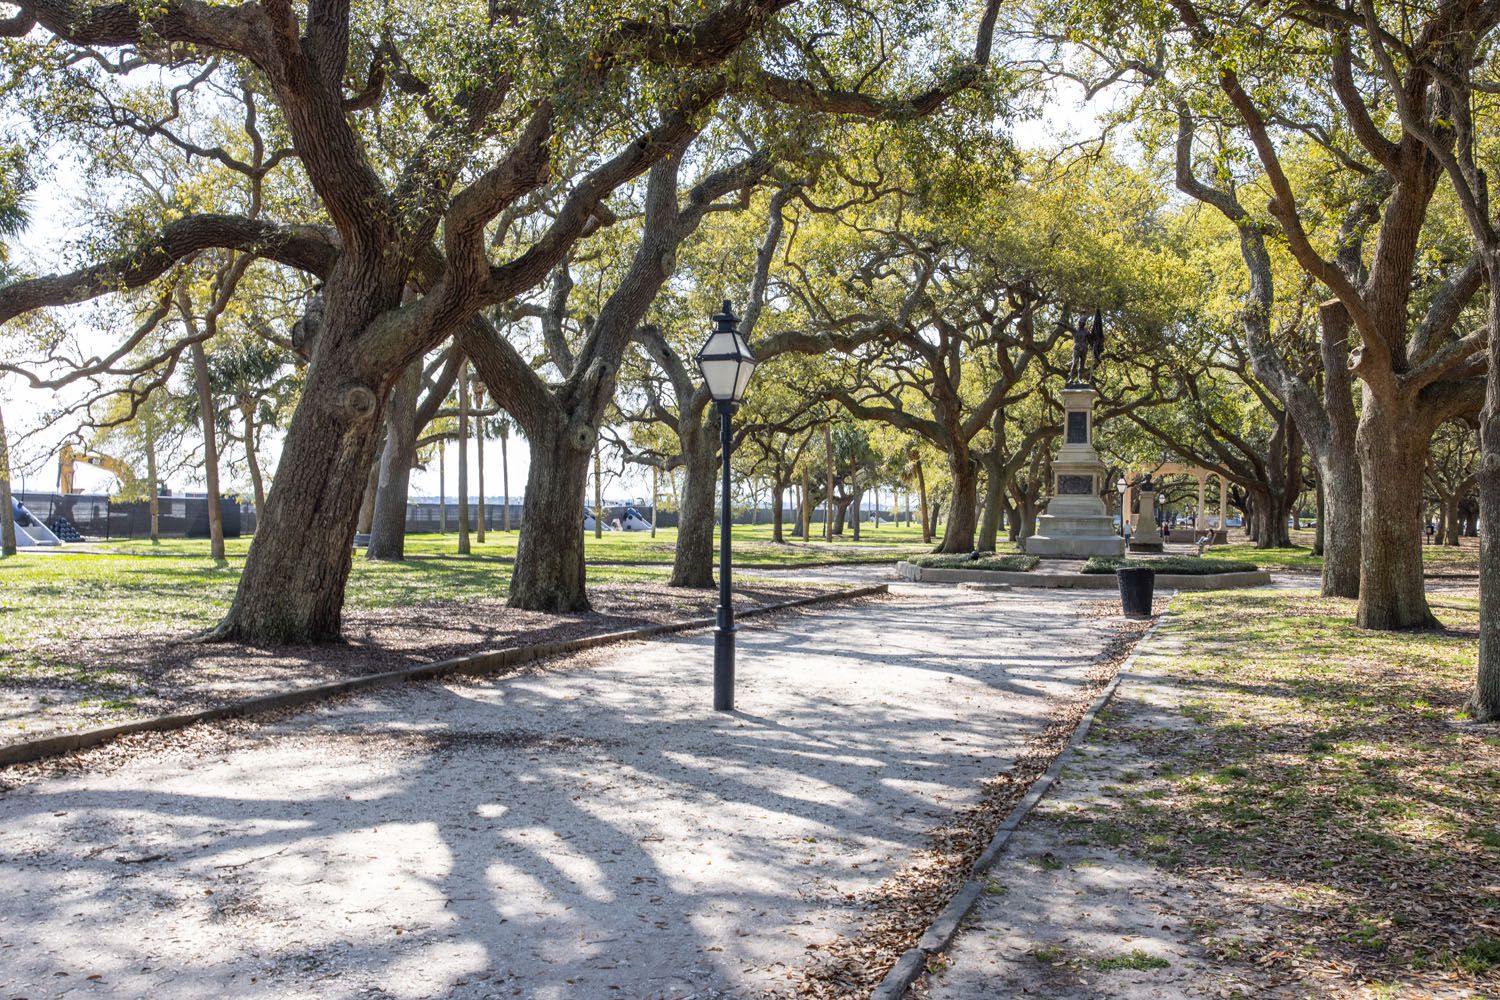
[509,419,591,611]
[672,423,717,588]
[213,346,387,643]
[771,482,785,543]
[356,454,379,536]
[243,403,266,514]
[915,456,931,544]
[500,433,511,531]
[977,456,1002,552]
[146,436,160,544]
[1356,401,1438,629]
[190,339,226,565]
[935,451,979,553]
[824,425,835,541]
[458,371,471,555]
[593,446,603,539]
[476,409,486,543]
[1313,476,1325,556]
[368,362,419,561]
[1469,263,1500,722]
[799,470,811,539]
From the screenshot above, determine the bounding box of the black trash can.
[1117,566,1156,620]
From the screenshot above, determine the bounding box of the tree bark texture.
[824,424,835,541]
[593,446,603,540]
[500,430,511,532]
[476,401,486,543]
[355,455,379,536]
[368,362,420,561]
[243,402,266,514]
[508,418,591,611]
[912,458,924,542]
[672,423,718,588]
[146,437,160,544]
[977,454,1002,552]
[1356,401,1439,629]
[1470,262,1500,721]
[936,450,979,553]
[458,369,471,555]
[1313,476,1325,556]
[214,342,389,643]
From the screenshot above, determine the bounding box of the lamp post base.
[713,626,736,711]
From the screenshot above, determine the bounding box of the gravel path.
[0,585,1120,999]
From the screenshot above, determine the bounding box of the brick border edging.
[869,613,1169,1000]
[0,584,889,769]
[897,562,1271,590]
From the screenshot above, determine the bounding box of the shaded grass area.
[0,544,850,740]
[0,547,668,656]
[1082,555,1259,575]
[1075,590,1498,994]
[907,552,1039,572]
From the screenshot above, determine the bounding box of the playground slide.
[11,499,62,547]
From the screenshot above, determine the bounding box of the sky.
[2,78,1101,507]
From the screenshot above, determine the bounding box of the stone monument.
[1024,311,1126,559]
[1128,474,1164,553]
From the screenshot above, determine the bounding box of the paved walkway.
[0,584,1121,999]
[915,627,1254,1000]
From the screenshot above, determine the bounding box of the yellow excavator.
[57,444,137,495]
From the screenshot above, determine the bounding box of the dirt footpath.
[0,585,1125,999]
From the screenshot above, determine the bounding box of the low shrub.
[1082,555,1260,575]
[908,552,1041,572]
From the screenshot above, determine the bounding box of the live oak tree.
[733,369,821,544]
[1356,0,1500,716]
[1426,419,1480,548]
[611,182,819,586]
[1123,313,1310,549]
[782,150,1190,552]
[0,0,1010,641]
[365,347,461,560]
[1054,0,1490,626]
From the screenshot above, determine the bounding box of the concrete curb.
[897,562,1270,590]
[0,584,889,769]
[869,612,1168,1000]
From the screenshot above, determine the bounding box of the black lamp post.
[696,300,758,711]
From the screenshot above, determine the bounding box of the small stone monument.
[1025,381,1126,559]
[1128,474,1164,553]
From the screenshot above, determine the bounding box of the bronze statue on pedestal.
[1067,308,1105,385]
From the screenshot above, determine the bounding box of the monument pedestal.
[1128,488,1164,552]
[1025,385,1126,559]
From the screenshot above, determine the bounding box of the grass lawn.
[0,546,675,672]
[0,526,918,672]
[1207,530,1480,574]
[1073,589,1498,993]
[93,522,932,567]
